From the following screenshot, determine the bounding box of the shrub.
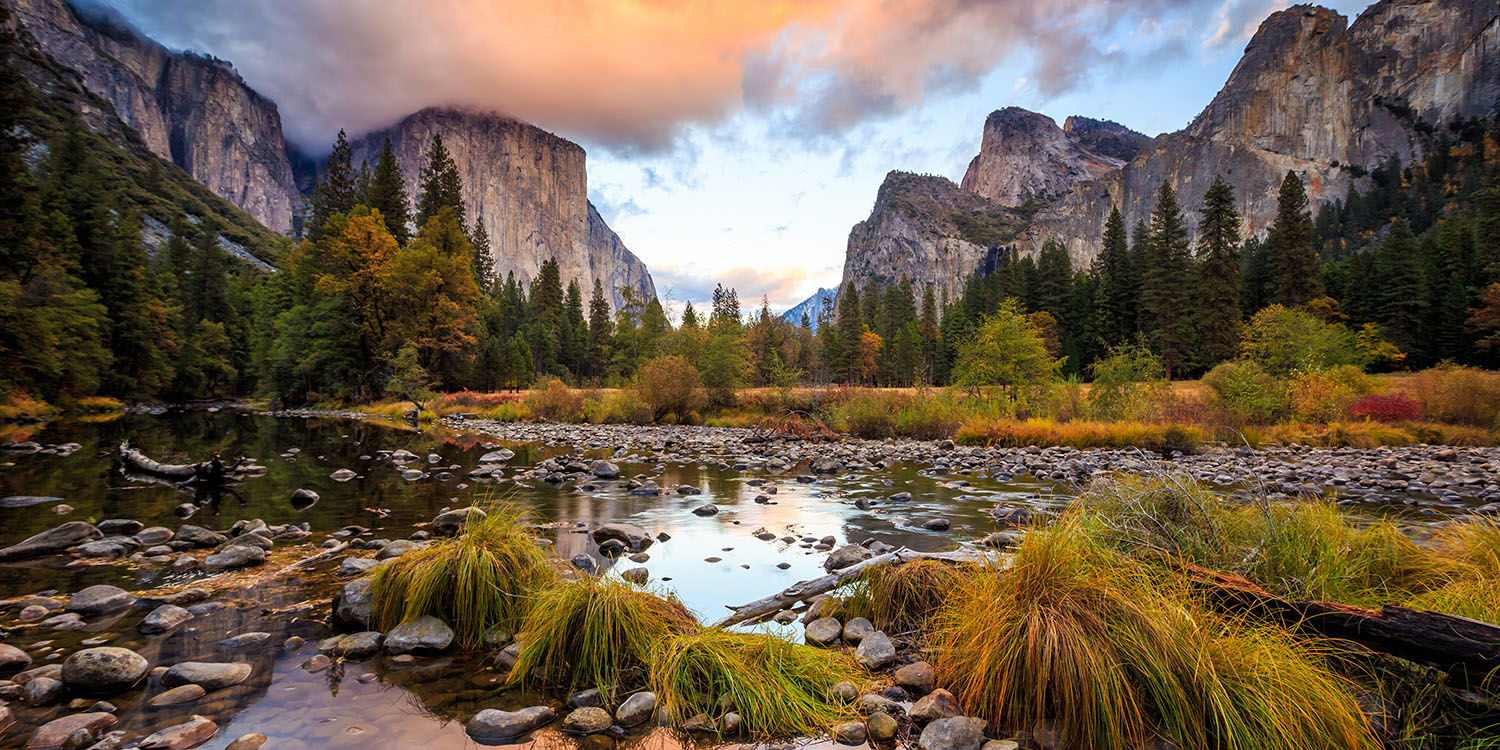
[369,505,560,648]
[649,629,862,738]
[636,356,704,422]
[527,378,582,421]
[1401,366,1500,428]
[580,390,652,424]
[1347,392,1422,422]
[953,418,1205,452]
[508,576,697,702]
[836,393,899,438]
[1088,344,1167,421]
[1203,361,1285,424]
[1287,366,1371,422]
[930,522,1377,750]
[1240,305,1361,377]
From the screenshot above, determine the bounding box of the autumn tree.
[950,299,1060,400]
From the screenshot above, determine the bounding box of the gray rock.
[867,711,899,743]
[0,521,100,560]
[218,632,272,649]
[467,706,557,740]
[621,567,650,585]
[23,675,63,705]
[162,662,252,691]
[806,617,843,647]
[571,554,598,574]
[691,504,720,516]
[479,449,515,464]
[339,557,380,576]
[175,525,226,548]
[842,617,875,644]
[96,519,144,536]
[333,578,374,628]
[61,648,149,695]
[133,527,173,545]
[616,691,657,727]
[318,632,383,658]
[202,544,265,571]
[376,539,422,560]
[567,688,602,708]
[911,688,962,724]
[591,461,620,479]
[329,469,358,482]
[858,693,905,716]
[856,631,896,670]
[139,605,192,635]
[592,523,654,552]
[148,684,205,706]
[431,506,486,536]
[919,717,986,750]
[824,544,873,571]
[922,517,951,531]
[384,616,454,653]
[834,721,867,745]
[562,706,613,735]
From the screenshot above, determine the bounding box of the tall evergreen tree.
[587,279,612,378]
[1128,219,1150,334]
[1195,175,1243,368]
[367,137,411,244]
[1267,170,1322,306]
[919,284,939,383]
[1096,206,1134,345]
[1141,183,1193,379]
[310,130,356,239]
[470,214,494,294]
[415,134,465,231]
[837,282,863,383]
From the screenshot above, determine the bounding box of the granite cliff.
[348,108,655,308]
[7,0,297,233]
[843,0,1500,294]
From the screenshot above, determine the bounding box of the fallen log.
[714,547,985,628]
[272,540,348,577]
[119,441,239,485]
[1180,562,1500,685]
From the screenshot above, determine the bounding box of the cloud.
[650,264,811,309]
[101,0,1297,153]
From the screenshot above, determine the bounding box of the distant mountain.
[781,287,837,330]
[840,0,1500,296]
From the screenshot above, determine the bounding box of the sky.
[94,0,1374,317]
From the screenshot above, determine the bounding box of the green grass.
[649,628,863,738]
[840,558,963,632]
[929,521,1380,750]
[1404,518,1500,623]
[507,576,697,702]
[369,504,559,648]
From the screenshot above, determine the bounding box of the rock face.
[348,107,655,309]
[8,0,297,232]
[960,107,1145,208]
[840,172,1029,306]
[843,0,1500,290]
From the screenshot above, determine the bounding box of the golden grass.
[0,395,58,421]
[1404,518,1500,624]
[649,628,863,738]
[929,522,1379,750]
[840,558,963,632]
[369,504,559,648]
[954,417,1206,452]
[507,576,698,702]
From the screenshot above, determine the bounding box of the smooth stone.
[691,504,719,516]
[561,707,613,735]
[834,721,868,745]
[64,586,135,617]
[621,567,650,585]
[466,706,557,740]
[858,693,904,717]
[23,676,63,705]
[333,577,374,628]
[430,507,486,536]
[384,616,454,653]
[60,648,148,695]
[225,734,268,750]
[919,717,986,750]
[300,655,332,673]
[806,617,843,647]
[25,712,116,749]
[161,662,252,691]
[591,523,654,552]
[824,544,873,571]
[375,539,422,560]
[867,711,899,743]
[856,631,896,670]
[148,684,206,706]
[894,661,936,694]
[0,522,100,561]
[135,715,217,749]
[831,681,860,703]
[982,742,1020,750]
[175,525,226,548]
[571,554,598,574]
[329,469,357,482]
[615,691,656,727]
[339,557,380,576]
[132,527,172,545]
[0,643,32,672]
[318,632,382,658]
[202,544,265,571]
[139,605,193,635]
[218,632,272,649]
[842,617,875,644]
[910,689,962,724]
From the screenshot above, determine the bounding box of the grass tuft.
[841,558,962,632]
[508,576,697,702]
[369,503,559,648]
[649,628,863,738]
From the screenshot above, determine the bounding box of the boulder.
[467,706,557,740]
[384,616,454,653]
[431,507,486,536]
[919,717,986,750]
[202,544,265,571]
[856,631,895,670]
[911,688,962,724]
[592,523,654,552]
[161,662,252,691]
[805,617,843,647]
[139,605,192,635]
[615,691,657,727]
[333,577,374,628]
[60,648,148,695]
[66,585,137,617]
[824,544,873,571]
[136,715,217,749]
[0,521,100,560]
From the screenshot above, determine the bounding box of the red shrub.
[1347,392,1422,422]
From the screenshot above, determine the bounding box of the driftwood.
[118,441,243,485]
[714,547,984,628]
[1180,562,1500,685]
[272,540,348,577]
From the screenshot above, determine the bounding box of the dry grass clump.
[929,522,1379,750]
[954,417,1205,453]
[369,504,559,648]
[507,576,697,702]
[840,558,962,632]
[649,628,862,738]
[1404,518,1500,624]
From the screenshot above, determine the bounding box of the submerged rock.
[60,648,148,695]
[561,706,613,735]
[139,605,192,635]
[65,586,136,617]
[0,521,100,560]
[136,715,217,749]
[26,712,117,749]
[161,662,252,691]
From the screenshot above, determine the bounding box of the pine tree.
[1267,171,1322,306]
[837,282,862,383]
[470,213,493,294]
[1095,207,1133,345]
[680,301,700,330]
[919,284,939,383]
[415,134,465,231]
[1141,182,1193,379]
[587,279,612,377]
[1128,219,1150,334]
[1195,176,1243,368]
[367,137,411,244]
[310,130,356,239]
[1034,240,1072,316]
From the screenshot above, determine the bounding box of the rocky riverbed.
[0,410,1495,749]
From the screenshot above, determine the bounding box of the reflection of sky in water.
[0,412,1467,749]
